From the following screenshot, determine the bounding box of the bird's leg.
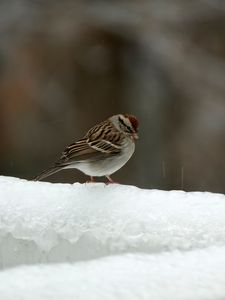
[106,175,115,184]
[90,176,95,182]
[86,176,95,183]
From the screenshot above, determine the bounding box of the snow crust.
[1,176,225,299]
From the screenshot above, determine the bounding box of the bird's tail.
[34,164,64,181]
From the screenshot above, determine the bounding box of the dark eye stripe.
[119,117,133,133]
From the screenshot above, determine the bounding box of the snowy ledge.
[1,176,225,300]
[0,176,225,269]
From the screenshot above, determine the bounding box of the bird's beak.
[132,133,139,140]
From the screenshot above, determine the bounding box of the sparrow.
[34,114,139,183]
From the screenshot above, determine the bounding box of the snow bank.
[1,176,225,299]
[1,247,225,300]
[0,176,225,269]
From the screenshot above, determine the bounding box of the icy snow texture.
[1,176,225,268]
[1,176,225,299]
[1,248,225,300]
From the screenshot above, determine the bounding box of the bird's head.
[110,114,139,140]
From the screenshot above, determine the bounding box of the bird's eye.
[119,117,134,133]
[126,126,133,133]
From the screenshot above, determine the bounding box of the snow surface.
[1,248,225,300]
[0,176,225,299]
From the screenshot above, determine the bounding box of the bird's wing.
[86,120,124,154]
[57,139,100,164]
[56,122,124,165]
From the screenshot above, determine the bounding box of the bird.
[34,114,139,183]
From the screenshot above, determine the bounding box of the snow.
[0,175,225,299]
[1,248,225,300]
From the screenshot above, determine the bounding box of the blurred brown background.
[1,1,225,193]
